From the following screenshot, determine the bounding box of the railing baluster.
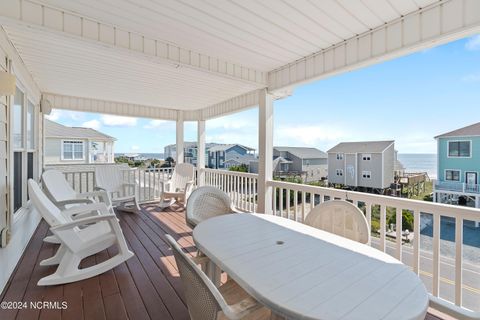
[286,188,291,220]
[301,191,306,222]
[380,205,386,252]
[294,190,298,222]
[455,216,463,306]
[432,213,441,297]
[413,209,420,275]
[279,188,284,217]
[366,202,372,230]
[396,207,402,261]
[273,186,277,215]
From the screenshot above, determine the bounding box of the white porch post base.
[257,89,274,214]
[197,120,206,186]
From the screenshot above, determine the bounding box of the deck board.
[0,203,445,320]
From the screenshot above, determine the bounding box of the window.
[445,170,460,181]
[336,169,343,176]
[13,88,24,149]
[336,153,343,160]
[448,141,471,157]
[362,171,372,179]
[362,154,371,161]
[62,141,84,160]
[12,87,39,213]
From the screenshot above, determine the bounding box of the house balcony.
[434,180,480,195]
[0,202,450,320]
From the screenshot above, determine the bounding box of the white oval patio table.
[193,213,429,320]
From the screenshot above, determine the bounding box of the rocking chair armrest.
[56,198,95,207]
[159,180,172,192]
[77,190,109,199]
[61,202,110,218]
[185,180,195,193]
[51,213,118,232]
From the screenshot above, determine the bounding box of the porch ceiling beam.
[42,93,178,120]
[267,0,480,91]
[0,0,266,87]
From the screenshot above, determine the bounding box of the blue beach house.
[434,122,480,210]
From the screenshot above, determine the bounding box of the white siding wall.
[44,138,89,165]
[0,28,42,293]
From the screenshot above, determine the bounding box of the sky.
[46,34,480,154]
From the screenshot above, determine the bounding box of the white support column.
[257,89,274,214]
[197,120,206,186]
[176,111,184,164]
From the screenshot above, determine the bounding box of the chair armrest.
[230,207,242,214]
[61,202,110,219]
[56,198,95,207]
[51,213,118,232]
[77,190,109,199]
[227,296,264,320]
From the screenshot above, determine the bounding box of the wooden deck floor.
[0,204,445,320]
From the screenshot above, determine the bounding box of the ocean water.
[116,153,164,159]
[397,153,436,179]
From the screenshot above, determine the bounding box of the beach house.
[250,146,328,182]
[208,144,256,169]
[327,141,395,192]
[44,119,115,165]
[1,1,480,318]
[164,142,219,166]
[433,122,480,208]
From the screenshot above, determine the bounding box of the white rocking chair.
[95,165,140,213]
[159,163,195,209]
[42,169,113,213]
[28,179,134,286]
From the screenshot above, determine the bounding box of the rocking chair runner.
[28,179,134,286]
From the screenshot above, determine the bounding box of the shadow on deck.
[0,204,445,320]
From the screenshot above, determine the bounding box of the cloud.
[101,115,137,127]
[144,119,167,129]
[44,109,86,122]
[275,125,347,146]
[131,145,140,151]
[462,73,480,82]
[465,35,480,51]
[82,119,101,130]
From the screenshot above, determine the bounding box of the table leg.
[207,261,221,287]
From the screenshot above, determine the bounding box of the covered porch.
[1,0,480,319]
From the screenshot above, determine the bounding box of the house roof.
[209,144,255,152]
[327,141,394,153]
[224,153,256,165]
[274,147,327,159]
[45,119,116,141]
[435,122,480,139]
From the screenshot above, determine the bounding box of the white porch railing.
[268,180,480,318]
[202,168,258,213]
[44,164,173,203]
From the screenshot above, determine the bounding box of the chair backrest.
[186,186,233,228]
[170,163,195,191]
[304,200,371,244]
[42,170,77,202]
[166,234,229,320]
[28,179,69,227]
[95,165,125,192]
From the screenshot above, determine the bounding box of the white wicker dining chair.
[166,234,272,320]
[186,186,239,229]
[304,200,371,245]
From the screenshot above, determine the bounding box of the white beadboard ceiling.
[1,0,442,113]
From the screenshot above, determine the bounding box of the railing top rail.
[201,168,258,179]
[269,180,480,220]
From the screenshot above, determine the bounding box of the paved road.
[371,237,480,312]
